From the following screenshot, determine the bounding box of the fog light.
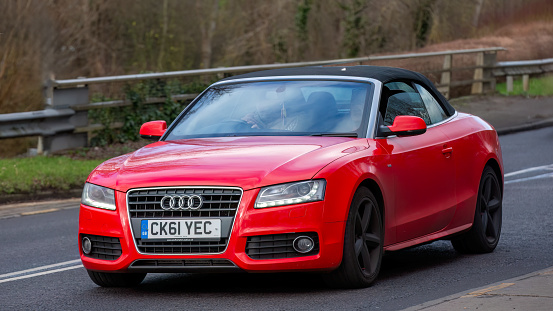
[82,237,92,255]
[293,236,315,253]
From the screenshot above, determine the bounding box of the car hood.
[87,136,369,192]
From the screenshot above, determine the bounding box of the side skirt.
[384,223,472,251]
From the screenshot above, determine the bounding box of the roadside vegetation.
[0,157,103,195]
[89,79,208,146]
[496,75,553,96]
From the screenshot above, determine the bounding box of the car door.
[379,81,457,243]
[414,82,482,229]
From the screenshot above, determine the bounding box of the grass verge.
[0,156,103,195]
[496,74,553,96]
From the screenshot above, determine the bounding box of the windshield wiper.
[310,132,358,137]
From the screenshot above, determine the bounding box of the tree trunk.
[197,0,219,69]
[157,0,168,70]
[473,0,484,27]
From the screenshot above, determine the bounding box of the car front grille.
[128,188,242,218]
[246,232,319,260]
[127,187,242,255]
[81,234,122,261]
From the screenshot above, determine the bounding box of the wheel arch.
[485,158,503,194]
[357,178,385,221]
[322,178,386,288]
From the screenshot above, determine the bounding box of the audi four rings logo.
[160,195,203,210]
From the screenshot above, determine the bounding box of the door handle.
[442,147,453,154]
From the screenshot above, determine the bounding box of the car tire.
[87,270,146,287]
[323,187,383,288]
[451,166,502,254]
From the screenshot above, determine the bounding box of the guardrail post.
[522,74,530,92]
[506,76,514,93]
[471,52,484,94]
[45,73,55,108]
[39,74,56,155]
[439,54,452,99]
[37,136,44,155]
[483,51,497,94]
[39,80,90,154]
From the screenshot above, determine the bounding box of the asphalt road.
[1,127,552,311]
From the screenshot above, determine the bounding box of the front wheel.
[451,166,502,253]
[323,187,383,288]
[87,270,146,287]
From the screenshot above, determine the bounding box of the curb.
[0,189,82,205]
[401,265,553,311]
[0,198,81,219]
[497,118,553,135]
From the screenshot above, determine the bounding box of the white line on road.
[505,172,553,184]
[504,164,553,177]
[0,265,83,284]
[0,259,83,284]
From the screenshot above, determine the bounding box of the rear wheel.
[87,270,146,287]
[323,187,383,288]
[452,166,502,253]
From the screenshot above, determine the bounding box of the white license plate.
[140,219,221,240]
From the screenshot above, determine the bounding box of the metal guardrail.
[10,46,549,155]
[0,109,75,138]
[70,94,198,111]
[0,108,89,154]
[493,58,553,93]
[496,58,553,68]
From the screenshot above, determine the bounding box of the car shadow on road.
[379,240,464,280]
[89,241,475,295]
[136,271,330,294]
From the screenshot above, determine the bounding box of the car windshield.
[164,80,373,140]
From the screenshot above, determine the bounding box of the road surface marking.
[461,283,515,297]
[504,163,553,184]
[505,172,553,184]
[0,259,82,283]
[505,164,553,177]
[0,265,82,284]
[20,208,60,216]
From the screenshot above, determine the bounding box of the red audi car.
[79,66,503,288]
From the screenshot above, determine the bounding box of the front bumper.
[79,189,346,273]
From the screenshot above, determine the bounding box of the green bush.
[89,79,210,146]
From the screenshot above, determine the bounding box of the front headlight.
[255,180,326,208]
[81,183,116,211]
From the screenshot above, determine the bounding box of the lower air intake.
[246,232,319,260]
[81,234,122,261]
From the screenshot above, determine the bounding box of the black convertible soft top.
[222,65,455,116]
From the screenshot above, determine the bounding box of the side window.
[415,83,448,124]
[381,82,431,126]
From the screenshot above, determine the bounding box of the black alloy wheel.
[323,187,383,288]
[452,166,502,253]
